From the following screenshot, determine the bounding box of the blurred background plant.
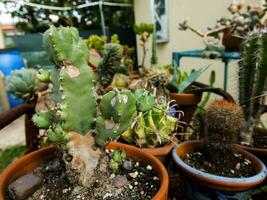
[179,0,267,57]
[2,0,134,33]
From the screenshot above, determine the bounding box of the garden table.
[172,50,240,90]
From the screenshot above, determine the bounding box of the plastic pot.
[172,140,267,200]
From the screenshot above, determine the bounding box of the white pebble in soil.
[129,171,138,178]
[146,165,152,170]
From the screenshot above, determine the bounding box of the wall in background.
[134,0,262,100]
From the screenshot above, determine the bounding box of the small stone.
[134,181,138,185]
[235,163,241,170]
[8,172,43,200]
[140,191,144,195]
[146,165,152,170]
[110,173,115,178]
[62,188,68,193]
[122,161,133,170]
[103,193,113,199]
[135,162,139,167]
[244,159,251,164]
[129,184,133,189]
[129,171,138,178]
[112,175,128,188]
[230,169,235,174]
[153,176,159,180]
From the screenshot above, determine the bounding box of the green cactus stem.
[95,89,137,146]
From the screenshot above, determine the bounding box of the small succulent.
[6,68,39,102]
[134,23,154,70]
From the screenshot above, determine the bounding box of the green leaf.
[178,65,209,93]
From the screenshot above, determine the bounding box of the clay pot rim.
[237,144,267,155]
[1,143,169,200]
[172,140,267,190]
[169,92,202,105]
[139,138,178,156]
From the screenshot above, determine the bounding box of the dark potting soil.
[8,151,160,200]
[182,149,256,178]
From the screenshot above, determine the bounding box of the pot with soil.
[0,142,168,200]
[172,100,267,200]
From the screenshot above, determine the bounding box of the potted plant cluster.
[0,26,169,200]
[172,100,267,199]
[179,0,266,57]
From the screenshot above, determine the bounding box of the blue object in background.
[0,49,24,107]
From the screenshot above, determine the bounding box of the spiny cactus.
[97,43,126,87]
[95,89,137,146]
[204,100,245,156]
[239,29,267,144]
[32,26,99,187]
[33,26,96,140]
[122,103,178,147]
[7,68,39,102]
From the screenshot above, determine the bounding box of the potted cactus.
[237,28,267,156]
[172,100,267,199]
[0,26,169,200]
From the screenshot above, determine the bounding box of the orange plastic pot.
[169,93,202,132]
[172,141,267,193]
[0,142,169,200]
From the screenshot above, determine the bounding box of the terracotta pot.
[116,138,178,164]
[0,142,169,200]
[172,140,267,200]
[169,93,202,132]
[140,139,178,163]
[222,28,242,52]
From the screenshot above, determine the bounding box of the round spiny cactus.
[204,100,245,151]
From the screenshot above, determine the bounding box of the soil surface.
[182,148,256,178]
[11,150,160,200]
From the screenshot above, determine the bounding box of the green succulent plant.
[97,43,127,87]
[6,68,39,102]
[134,23,154,71]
